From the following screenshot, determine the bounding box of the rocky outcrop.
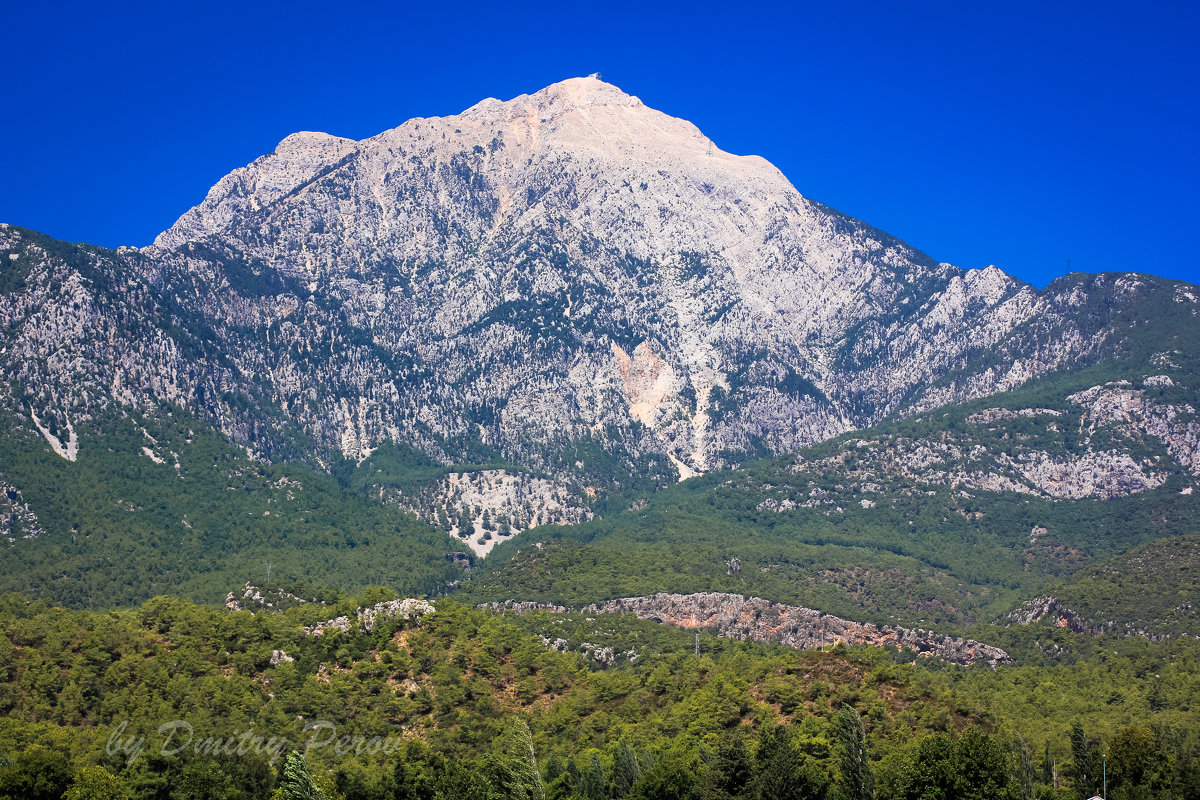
[224,582,321,612]
[998,595,1194,640]
[1012,450,1167,500]
[269,649,295,665]
[304,597,435,636]
[445,552,474,572]
[384,469,593,557]
[1001,596,1088,633]
[1069,383,1200,475]
[756,374,1200,511]
[538,635,639,666]
[568,592,1008,667]
[0,479,44,543]
[480,600,568,614]
[965,408,1062,425]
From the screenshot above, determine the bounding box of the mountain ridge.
[14,80,1198,480]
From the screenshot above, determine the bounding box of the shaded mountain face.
[2,77,1198,514]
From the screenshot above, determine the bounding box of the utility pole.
[265,561,272,585]
[1103,753,1107,800]
[694,632,700,657]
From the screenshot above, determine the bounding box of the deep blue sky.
[2,0,1196,288]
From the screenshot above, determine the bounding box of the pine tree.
[707,727,752,800]
[1042,741,1056,789]
[544,754,564,784]
[832,706,875,800]
[752,724,826,800]
[611,740,641,798]
[565,756,582,792]
[278,750,328,800]
[486,718,543,800]
[1009,735,1034,800]
[1070,723,1095,800]
[578,752,607,800]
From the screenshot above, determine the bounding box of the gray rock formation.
[304,597,435,636]
[755,375,1200,511]
[0,481,44,543]
[1002,596,1088,633]
[583,592,1009,667]
[383,468,593,556]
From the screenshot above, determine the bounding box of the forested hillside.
[0,592,1197,800]
[0,407,465,607]
[1003,534,1200,638]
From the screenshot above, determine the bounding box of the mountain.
[139,77,1196,478]
[7,76,1200,800]
[464,367,1200,632]
[2,76,1199,606]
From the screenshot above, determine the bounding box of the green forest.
[0,408,465,607]
[0,592,1197,800]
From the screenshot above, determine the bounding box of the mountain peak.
[532,75,643,109]
[273,131,355,156]
[461,75,644,122]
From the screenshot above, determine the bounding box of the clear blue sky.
[2,0,1196,288]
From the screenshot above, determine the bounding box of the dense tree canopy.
[0,593,1196,799]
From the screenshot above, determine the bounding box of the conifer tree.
[278,750,328,800]
[579,752,607,800]
[611,740,642,798]
[1070,723,1096,800]
[544,754,564,784]
[1042,742,1056,789]
[752,724,826,800]
[832,705,874,800]
[707,727,752,800]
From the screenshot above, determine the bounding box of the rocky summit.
[2,76,1198,526]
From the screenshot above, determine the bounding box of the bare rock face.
[756,372,1200,511]
[480,600,569,614]
[269,649,295,665]
[0,480,43,543]
[582,592,1009,667]
[224,582,319,612]
[1002,596,1088,633]
[304,597,435,636]
[1013,450,1167,500]
[1,77,1197,524]
[1069,383,1200,475]
[382,468,593,557]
